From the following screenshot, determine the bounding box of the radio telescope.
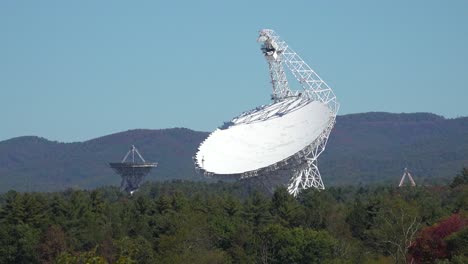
[195,29,339,196]
[399,168,416,187]
[109,145,158,195]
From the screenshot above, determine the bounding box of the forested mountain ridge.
[0,112,467,192]
[321,112,468,186]
[0,128,209,192]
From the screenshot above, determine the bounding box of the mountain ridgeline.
[0,112,467,192]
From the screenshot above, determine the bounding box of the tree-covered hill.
[0,112,467,192]
[321,112,468,186]
[0,128,209,192]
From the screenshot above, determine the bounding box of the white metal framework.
[257,29,338,196]
[122,145,147,163]
[258,29,338,114]
[399,168,416,187]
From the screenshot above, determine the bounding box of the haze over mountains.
[0,112,467,192]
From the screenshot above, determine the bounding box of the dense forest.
[0,168,467,264]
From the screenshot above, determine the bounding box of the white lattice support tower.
[258,29,339,196]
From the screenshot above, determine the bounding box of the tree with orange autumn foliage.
[408,213,467,263]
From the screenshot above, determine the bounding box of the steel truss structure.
[109,145,158,195]
[257,29,338,196]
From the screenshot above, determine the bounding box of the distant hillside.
[321,112,468,186]
[0,113,467,192]
[0,128,209,192]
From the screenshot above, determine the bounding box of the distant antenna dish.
[109,145,158,195]
[399,168,416,187]
[195,29,339,196]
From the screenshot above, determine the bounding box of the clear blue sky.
[1,0,467,142]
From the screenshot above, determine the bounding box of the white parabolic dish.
[196,96,332,175]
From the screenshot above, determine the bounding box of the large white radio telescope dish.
[196,99,331,174]
[195,29,339,196]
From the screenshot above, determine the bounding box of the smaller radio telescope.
[195,29,339,196]
[398,168,416,187]
[109,145,158,195]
